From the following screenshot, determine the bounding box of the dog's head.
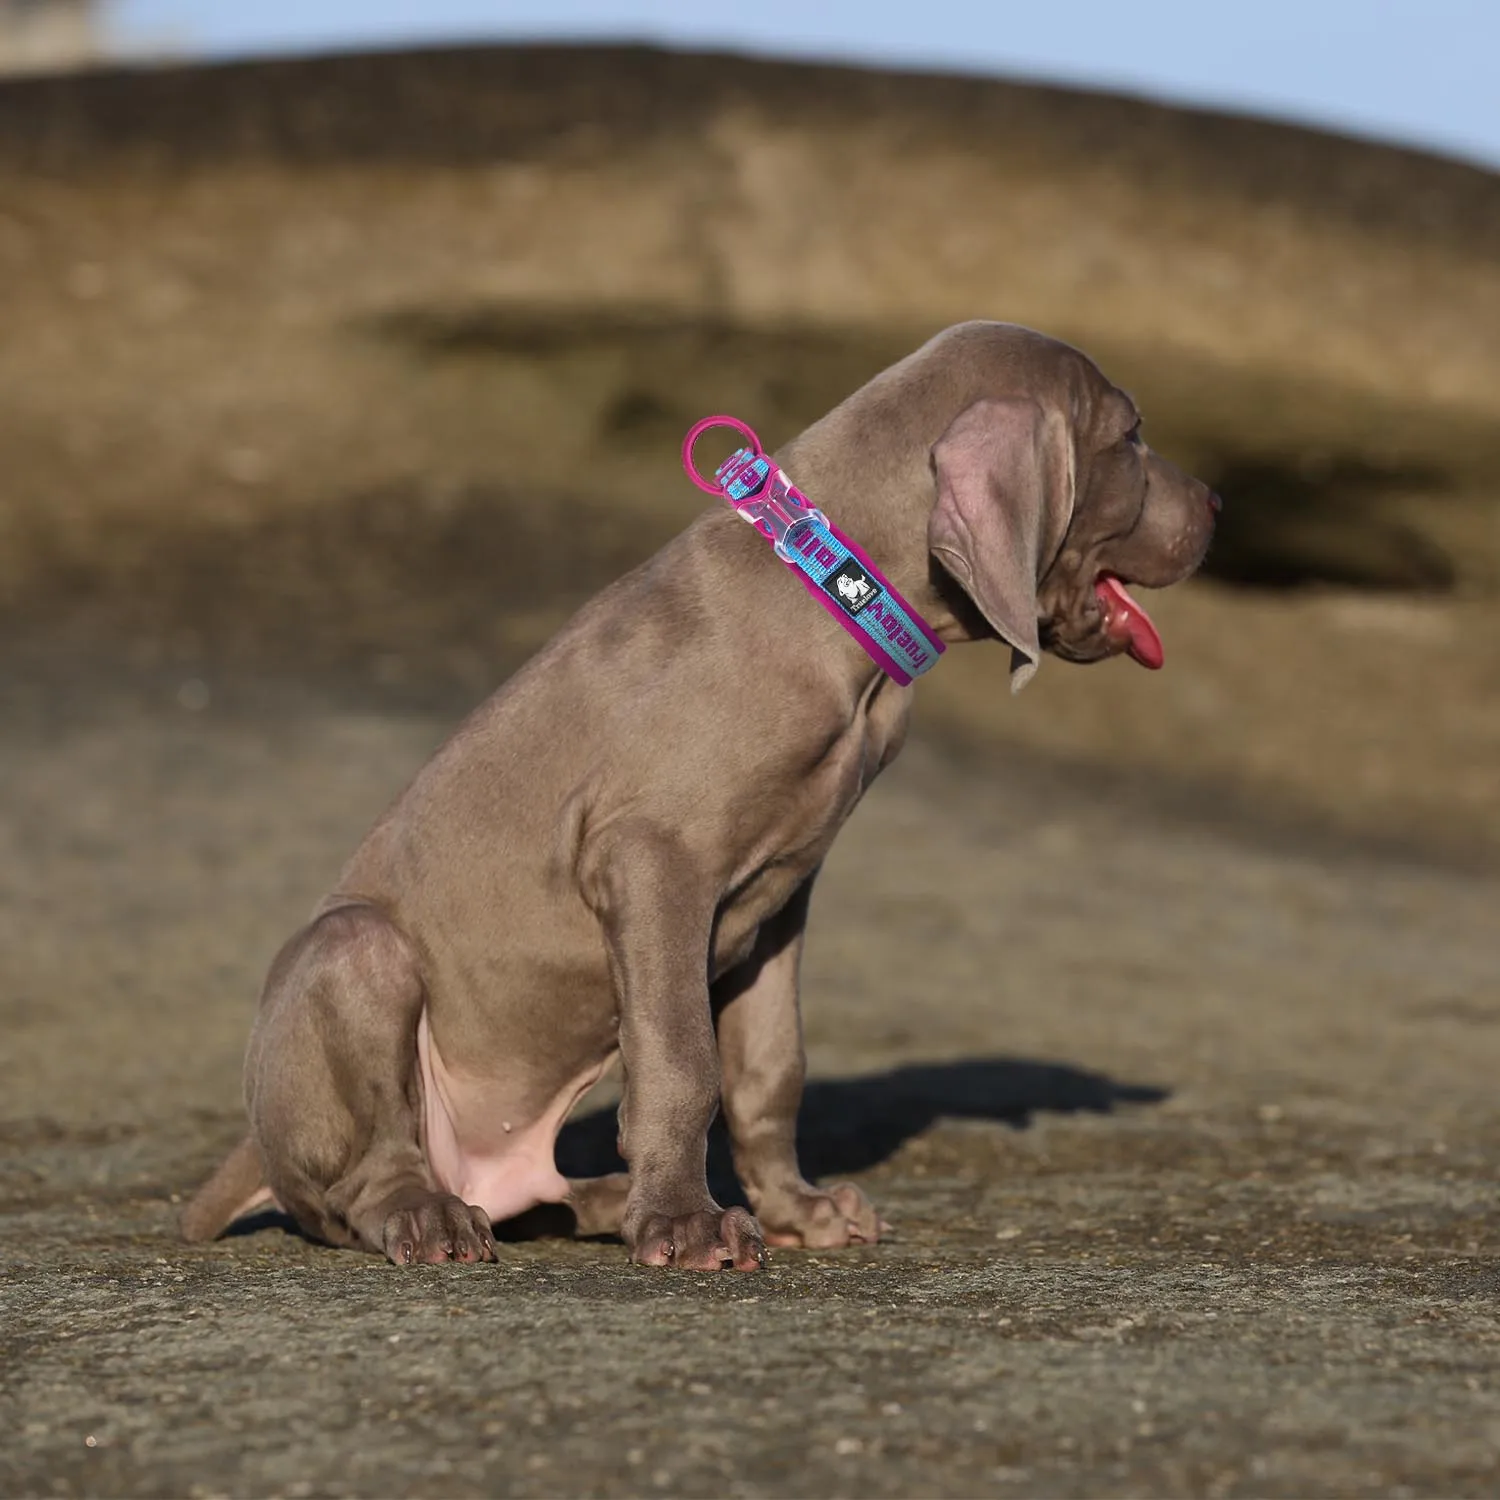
[926,325,1219,689]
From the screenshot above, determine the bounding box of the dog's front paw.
[758,1182,886,1249]
[626,1205,765,1272]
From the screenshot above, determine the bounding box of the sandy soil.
[2,628,1498,1498]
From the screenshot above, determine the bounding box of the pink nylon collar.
[682,416,944,685]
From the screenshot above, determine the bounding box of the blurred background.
[2,0,1497,850]
[3,7,1500,1492]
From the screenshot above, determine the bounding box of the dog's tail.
[180,1135,275,1242]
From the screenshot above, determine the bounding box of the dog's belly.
[416,1008,615,1223]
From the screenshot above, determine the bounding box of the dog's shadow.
[225,1056,1164,1244]
[540,1056,1165,1224]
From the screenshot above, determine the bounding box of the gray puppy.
[184,321,1218,1271]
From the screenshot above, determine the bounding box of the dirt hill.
[0,45,1497,850]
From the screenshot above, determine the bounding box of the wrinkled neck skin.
[772,423,986,655]
[769,331,1070,658]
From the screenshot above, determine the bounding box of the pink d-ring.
[681,415,762,495]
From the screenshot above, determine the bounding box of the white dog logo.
[837,573,872,605]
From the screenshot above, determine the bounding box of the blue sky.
[110,0,1500,170]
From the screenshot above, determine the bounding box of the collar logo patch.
[822,558,881,617]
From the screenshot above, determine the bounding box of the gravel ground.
[3,655,1498,1498]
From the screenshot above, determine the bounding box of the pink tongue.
[1095,575,1164,670]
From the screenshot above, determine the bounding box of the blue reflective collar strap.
[715,445,945,686]
[780,512,944,686]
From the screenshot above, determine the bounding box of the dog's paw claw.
[380,1194,496,1266]
[759,1182,885,1250]
[627,1206,765,1272]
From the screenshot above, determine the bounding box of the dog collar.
[682,417,944,686]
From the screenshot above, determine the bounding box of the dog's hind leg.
[565,1171,631,1237]
[244,902,496,1265]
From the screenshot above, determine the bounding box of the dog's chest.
[711,683,909,973]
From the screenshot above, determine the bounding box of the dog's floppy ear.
[928,397,1075,692]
